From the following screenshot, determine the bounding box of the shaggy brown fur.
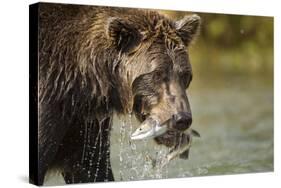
[36,3,200,185]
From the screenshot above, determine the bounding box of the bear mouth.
[131,116,200,166]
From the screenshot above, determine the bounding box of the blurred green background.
[160,11,273,77]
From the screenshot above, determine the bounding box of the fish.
[131,116,200,141]
[130,116,177,140]
[160,129,200,167]
[130,117,168,140]
[179,129,201,159]
[130,116,201,167]
[190,129,201,138]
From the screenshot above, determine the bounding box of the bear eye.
[127,44,141,56]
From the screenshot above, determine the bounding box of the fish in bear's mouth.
[130,116,200,166]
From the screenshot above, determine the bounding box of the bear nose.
[172,112,192,131]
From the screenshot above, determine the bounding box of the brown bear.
[29,2,200,185]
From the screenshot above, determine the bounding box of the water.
[110,75,273,180]
[44,75,273,185]
[111,115,170,181]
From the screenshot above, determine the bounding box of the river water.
[44,74,273,185]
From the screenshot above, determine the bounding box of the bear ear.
[175,14,201,46]
[106,17,142,53]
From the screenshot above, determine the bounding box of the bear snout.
[172,112,192,131]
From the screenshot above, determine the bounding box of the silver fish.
[130,117,168,140]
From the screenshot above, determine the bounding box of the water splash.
[116,115,170,181]
[118,118,126,180]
